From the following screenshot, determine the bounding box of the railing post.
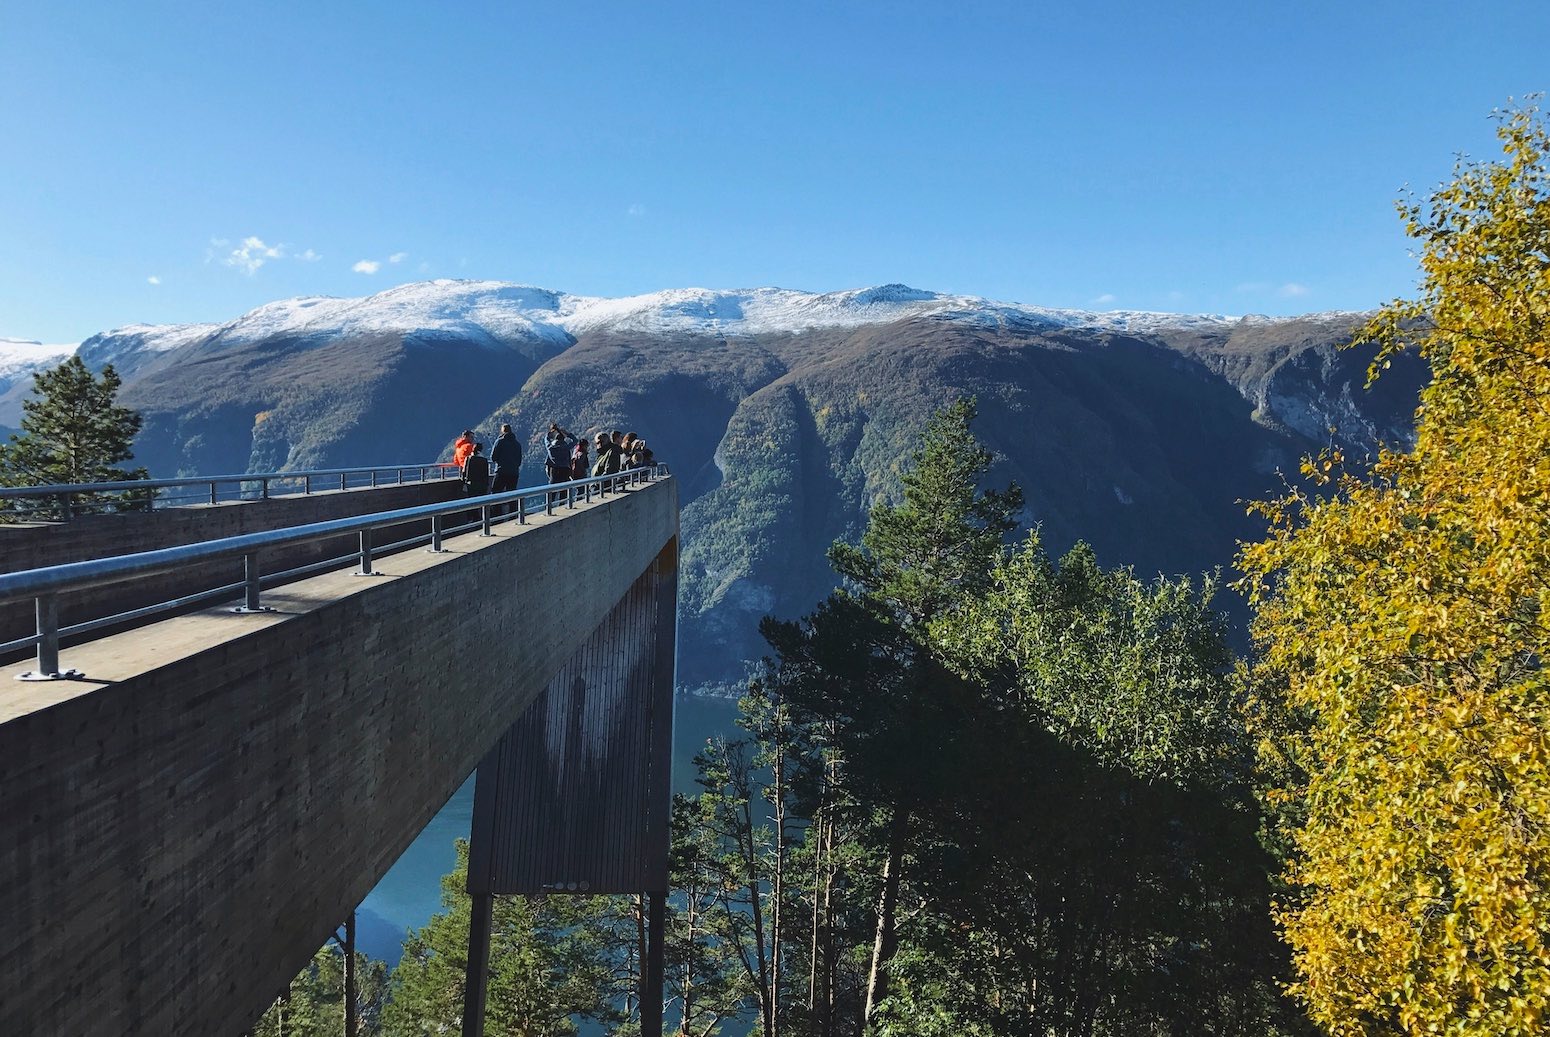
[210,481,218,505]
[304,474,312,494]
[420,467,427,483]
[261,477,270,499]
[57,493,73,521]
[371,470,379,489]
[232,551,272,613]
[517,495,526,525]
[567,485,575,509]
[481,504,493,536]
[357,529,376,575]
[340,472,348,492]
[430,513,444,552]
[545,489,555,517]
[15,594,78,681]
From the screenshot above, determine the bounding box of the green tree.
[381,840,626,1036]
[1238,102,1550,1035]
[252,940,389,1037]
[926,532,1303,1035]
[0,355,150,517]
[811,396,1023,1027]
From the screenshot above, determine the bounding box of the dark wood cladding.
[469,536,678,896]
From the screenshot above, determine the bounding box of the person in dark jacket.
[571,439,589,481]
[490,424,522,494]
[462,443,490,496]
[544,424,577,484]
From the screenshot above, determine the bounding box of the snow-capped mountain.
[10,279,1369,386]
[0,339,78,428]
[86,280,1272,348]
[2,278,1417,695]
[0,337,75,382]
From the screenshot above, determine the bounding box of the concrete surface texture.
[0,478,465,653]
[0,476,679,1037]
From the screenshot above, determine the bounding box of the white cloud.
[222,236,286,275]
[296,248,321,262]
[389,251,408,264]
[1089,293,1116,306]
[627,203,646,217]
[353,259,382,274]
[146,275,161,285]
[1278,282,1310,298]
[418,261,431,273]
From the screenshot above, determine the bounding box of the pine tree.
[765,397,1023,1030]
[0,356,149,517]
[380,840,626,1036]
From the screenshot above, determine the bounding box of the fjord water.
[357,693,738,964]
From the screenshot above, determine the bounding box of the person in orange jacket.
[453,429,476,469]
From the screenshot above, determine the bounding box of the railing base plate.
[16,669,83,682]
[231,606,276,614]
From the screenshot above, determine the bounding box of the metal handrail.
[3,464,668,680]
[0,461,463,518]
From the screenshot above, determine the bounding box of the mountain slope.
[33,280,1424,690]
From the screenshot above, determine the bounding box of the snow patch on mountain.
[211,281,571,347]
[15,281,1364,384]
[0,338,76,380]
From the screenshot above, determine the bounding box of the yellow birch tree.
[1239,102,1550,1035]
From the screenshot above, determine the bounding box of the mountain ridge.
[2,280,1422,692]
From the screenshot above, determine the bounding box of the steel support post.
[461,892,494,1037]
[357,529,375,575]
[642,891,666,1037]
[231,552,273,613]
[34,595,58,676]
[481,504,493,536]
[430,514,444,552]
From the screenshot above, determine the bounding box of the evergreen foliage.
[252,943,388,1037]
[0,355,150,517]
[1238,102,1550,1035]
[380,841,630,1036]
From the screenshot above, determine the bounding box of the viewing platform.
[0,465,680,1037]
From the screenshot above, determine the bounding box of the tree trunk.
[770,708,788,1037]
[863,806,910,1029]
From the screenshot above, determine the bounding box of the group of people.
[449,423,658,497]
[540,424,657,485]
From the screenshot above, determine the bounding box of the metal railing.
[0,463,464,521]
[1,465,668,680]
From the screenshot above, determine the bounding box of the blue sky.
[2,0,1547,342]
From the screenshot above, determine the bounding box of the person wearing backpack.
[462,442,490,496]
